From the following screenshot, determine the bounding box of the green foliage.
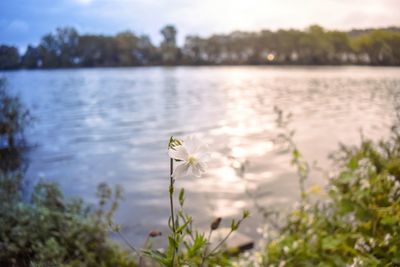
[143,180,248,267]
[0,78,32,174]
[263,121,400,266]
[0,179,136,267]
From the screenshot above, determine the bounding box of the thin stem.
[207,229,213,244]
[208,217,245,256]
[241,176,281,230]
[139,236,150,267]
[179,213,196,242]
[208,229,233,255]
[200,229,213,266]
[169,158,176,266]
[113,228,137,253]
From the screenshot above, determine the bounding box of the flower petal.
[198,161,207,172]
[172,162,190,178]
[195,151,210,162]
[168,145,188,161]
[191,164,202,177]
[183,135,207,155]
[186,165,193,176]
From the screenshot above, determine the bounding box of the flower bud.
[210,217,222,230]
[148,230,162,238]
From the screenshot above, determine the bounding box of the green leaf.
[231,219,238,231]
[179,188,185,206]
[187,233,207,258]
[242,209,250,219]
[176,217,191,234]
[339,199,355,213]
[322,236,341,251]
[292,149,300,160]
[168,216,173,230]
[348,158,359,170]
[340,172,353,183]
[143,249,170,266]
[168,235,178,250]
[381,216,397,225]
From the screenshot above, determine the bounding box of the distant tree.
[115,31,142,66]
[327,31,353,63]
[352,30,400,65]
[22,45,40,68]
[77,35,102,67]
[77,35,118,67]
[35,27,80,68]
[160,25,179,64]
[297,25,333,64]
[38,33,60,68]
[161,25,177,46]
[273,29,302,63]
[137,35,159,64]
[55,27,80,67]
[0,45,20,70]
[183,35,205,64]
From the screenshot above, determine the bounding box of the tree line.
[1,25,400,69]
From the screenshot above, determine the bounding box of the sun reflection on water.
[211,199,247,217]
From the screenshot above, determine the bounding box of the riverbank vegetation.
[256,108,400,266]
[1,77,399,266]
[264,131,400,266]
[1,25,400,69]
[0,78,136,266]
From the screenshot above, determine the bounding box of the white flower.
[168,135,209,178]
[283,246,289,254]
[384,233,391,245]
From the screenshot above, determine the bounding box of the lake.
[1,66,399,245]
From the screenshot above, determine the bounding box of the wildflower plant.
[274,106,311,203]
[142,135,250,267]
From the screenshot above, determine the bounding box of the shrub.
[0,179,137,267]
[0,78,136,267]
[262,119,400,266]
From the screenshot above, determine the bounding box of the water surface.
[2,66,399,245]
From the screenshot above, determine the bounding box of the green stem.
[169,158,176,266]
[113,228,137,253]
[208,229,233,255]
[200,229,213,266]
[208,217,245,256]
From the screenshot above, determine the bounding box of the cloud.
[72,0,95,6]
[7,20,29,33]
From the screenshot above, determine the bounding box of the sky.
[1,0,400,50]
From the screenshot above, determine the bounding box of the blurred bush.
[0,78,31,174]
[0,180,136,267]
[0,78,136,267]
[263,123,400,266]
